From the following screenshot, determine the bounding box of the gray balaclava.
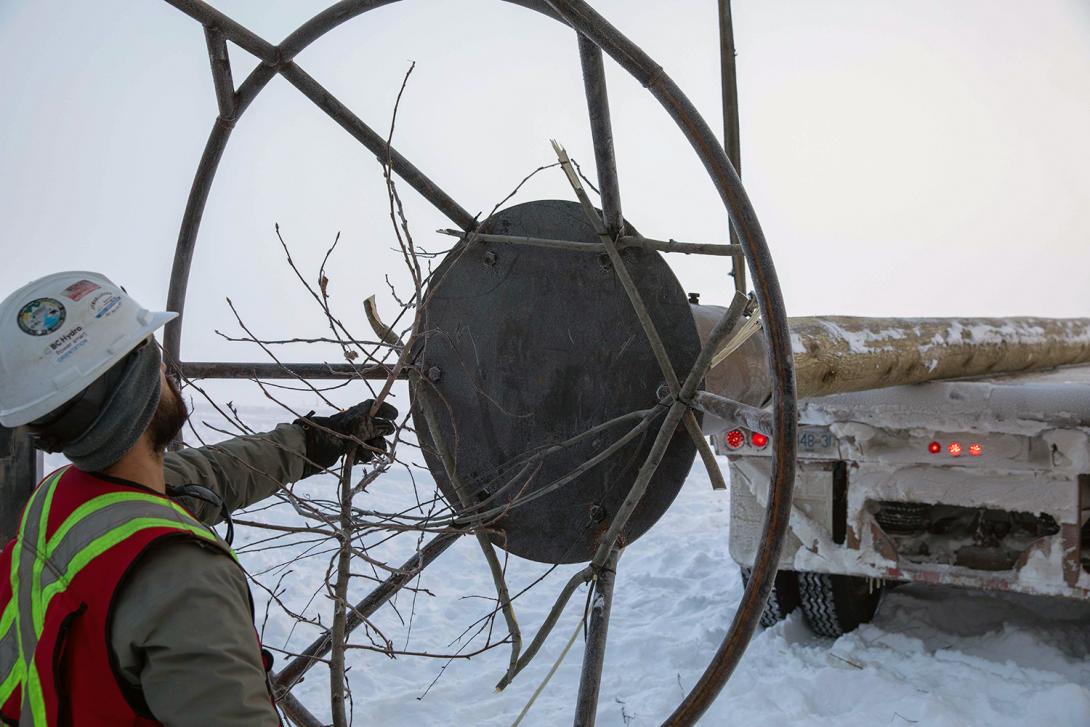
[63,342,163,472]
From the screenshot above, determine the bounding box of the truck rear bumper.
[729,457,1090,600]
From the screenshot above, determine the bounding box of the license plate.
[797,426,838,456]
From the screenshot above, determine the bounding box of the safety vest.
[0,466,248,726]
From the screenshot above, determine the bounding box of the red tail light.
[928,441,941,454]
[725,429,745,449]
[948,442,962,457]
[751,432,769,448]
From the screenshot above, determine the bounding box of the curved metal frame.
[160,1,798,724]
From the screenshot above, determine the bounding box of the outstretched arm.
[163,423,307,524]
[162,400,399,524]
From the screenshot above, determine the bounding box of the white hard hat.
[0,271,177,428]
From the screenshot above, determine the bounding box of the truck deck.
[724,364,1090,604]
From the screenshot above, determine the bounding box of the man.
[0,271,398,725]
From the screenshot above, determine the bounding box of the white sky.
[2,0,1089,407]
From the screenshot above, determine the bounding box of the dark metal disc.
[412,200,700,564]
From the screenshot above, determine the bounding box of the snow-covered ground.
[61,405,1090,725]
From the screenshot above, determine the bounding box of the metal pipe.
[274,531,460,691]
[277,690,325,727]
[278,62,476,232]
[164,62,278,363]
[179,361,401,380]
[717,0,741,179]
[203,26,236,118]
[573,547,621,727]
[278,1,403,59]
[163,117,234,361]
[162,0,279,63]
[717,0,745,294]
[577,35,623,235]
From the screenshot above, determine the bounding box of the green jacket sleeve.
[109,539,282,726]
[163,423,308,524]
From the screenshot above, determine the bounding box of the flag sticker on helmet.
[17,298,66,336]
[61,279,101,302]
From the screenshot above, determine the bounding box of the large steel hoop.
[161,1,798,724]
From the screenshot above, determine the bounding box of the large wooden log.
[691,307,1090,412]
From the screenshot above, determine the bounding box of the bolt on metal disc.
[413,199,701,564]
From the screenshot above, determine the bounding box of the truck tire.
[739,567,801,627]
[874,502,930,534]
[797,571,883,637]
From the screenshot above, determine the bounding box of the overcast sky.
[2,0,1088,408]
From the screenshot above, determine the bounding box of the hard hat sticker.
[91,293,122,319]
[50,326,88,363]
[62,279,101,302]
[17,298,67,336]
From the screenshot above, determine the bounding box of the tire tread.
[740,567,800,628]
[798,571,883,638]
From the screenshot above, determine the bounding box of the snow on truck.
[703,314,1090,637]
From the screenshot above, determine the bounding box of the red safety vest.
[0,466,269,726]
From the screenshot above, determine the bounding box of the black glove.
[295,399,399,478]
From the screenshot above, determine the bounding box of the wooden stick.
[328,447,355,727]
[496,565,594,691]
[414,384,523,680]
[435,229,741,256]
[573,547,622,726]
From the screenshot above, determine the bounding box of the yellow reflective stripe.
[16,469,65,549]
[0,659,21,706]
[39,517,220,614]
[45,491,198,554]
[7,540,21,713]
[31,489,212,635]
[11,471,64,652]
[0,601,20,706]
[0,601,16,680]
[25,659,45,726]
[0,601,13,638]
[30,474,63,635]
[8,469,65,725]
[10,469,64,608]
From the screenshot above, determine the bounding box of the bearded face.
[147,365,189,453]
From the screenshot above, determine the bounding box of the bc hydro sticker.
[48,326,87,362]
[17,298,66,336]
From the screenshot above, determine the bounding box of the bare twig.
[328,447,355,727]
